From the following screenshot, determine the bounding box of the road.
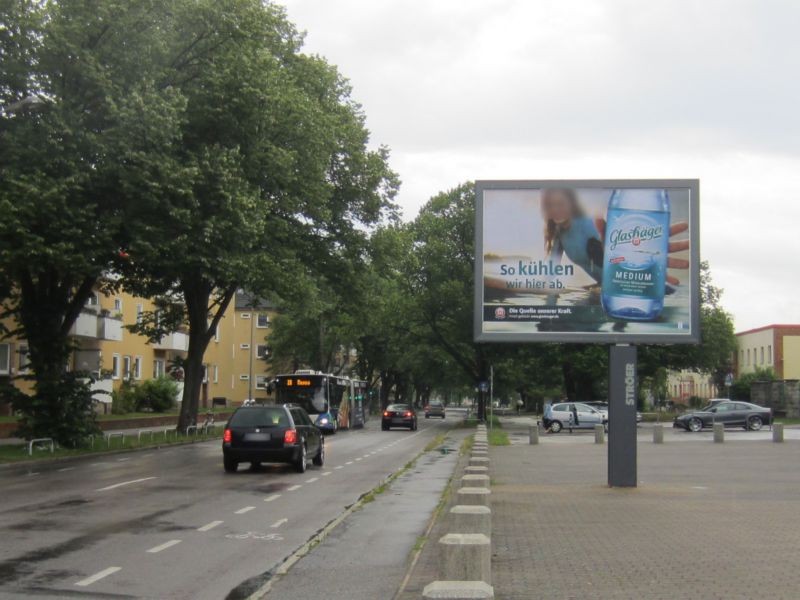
[0,414,454,599]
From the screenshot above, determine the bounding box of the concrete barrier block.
[457,487,491,506]
[439,533,491,584]
[460,474,490,488]
[423,581,494,599]
[773,422,784,443]
[653,424,664,444]
[450,505,491,536]
[465,466,488,474]
[713,422,724,443]
[594,424,605,444]
[469,457,489,466]
[528,425,539,445]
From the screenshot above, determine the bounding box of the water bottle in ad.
[601,189,670,321]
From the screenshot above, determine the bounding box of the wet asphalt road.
[0,414,454,599]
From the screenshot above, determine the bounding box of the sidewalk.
[491,420,800,599]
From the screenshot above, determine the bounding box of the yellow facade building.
[736,324,800,379]
[0,290,276,410]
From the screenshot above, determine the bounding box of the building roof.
[736,324,800,337]
[234,291,277,311]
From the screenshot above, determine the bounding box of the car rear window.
[229,407,288,427]
[388,404,410,411]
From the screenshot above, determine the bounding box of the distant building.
[667,370,719,405]
[735,324,800,379]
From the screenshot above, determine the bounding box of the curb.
[245,427,460,600]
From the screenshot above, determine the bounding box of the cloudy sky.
[282,0,800,332]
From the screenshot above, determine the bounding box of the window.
[211,322,220,342]
[136,304,144,324]
[240,343,251,350]
[153,359,165,378]
[112,354,121,380]
[0,344,9,375]
[256,345,270,359]
[255,375,269,389]
[239,374,250,380]
[213,365,219,383]
[123,356,131,379]
[256,314,270,328]
[240,312,251,320]
[760,347,764,365]
[746,349,750,365]
[768,345,772,364]
[114,298,123,312]
[203,364,209,383]
[87,293,99,307]
[18,344,30,372]
[133,356,142,380]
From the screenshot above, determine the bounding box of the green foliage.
[732,367,775,401]
[687,395,704,409]
[133,377,178,413]
[12,374,100,446]
[111,382,137,415]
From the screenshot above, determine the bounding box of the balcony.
[154,331,189,352]
[98,316,123,341]
[70,309,99,338]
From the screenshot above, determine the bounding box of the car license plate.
[244,433,271,442]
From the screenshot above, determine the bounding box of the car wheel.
[294,443,307,473]
[223,457,238,473]
[688,417,703,432]
[549,420,562,434]
[382,424,388,431]
[747,415,763,431]
[313,438,325,466]
[425,414,430,419]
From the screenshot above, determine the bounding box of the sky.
[281,0,800,332]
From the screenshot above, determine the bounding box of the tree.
[731,367,775,401]
[0,0,185,444]
[123,0,398,431]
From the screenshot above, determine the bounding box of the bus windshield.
[274,375,328,415]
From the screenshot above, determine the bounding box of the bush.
[133,377,178,413]
[688,396,704,409]
[111,382,137,414]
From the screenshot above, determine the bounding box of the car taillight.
[405,411,413,417]
[284,429,298,444]
[223,429,232,443]
[383,411,390,417]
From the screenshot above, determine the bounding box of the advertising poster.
[474,180,700,344]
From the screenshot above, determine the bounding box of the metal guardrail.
[28,438,54,456]
[105,432,125,447]
[185,425,198,436]
[137,430,154,443]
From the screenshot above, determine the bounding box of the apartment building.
[0,289,277,409]
[735,324,800,379]
[667,369,719,405]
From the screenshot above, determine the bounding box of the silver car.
[546,402,606,433]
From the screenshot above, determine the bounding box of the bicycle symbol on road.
[225,531,284,541]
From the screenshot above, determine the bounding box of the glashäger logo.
[609,224,664,251]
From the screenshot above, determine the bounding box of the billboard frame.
[474,179,701,345]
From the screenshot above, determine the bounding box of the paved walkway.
[491,420,800,599]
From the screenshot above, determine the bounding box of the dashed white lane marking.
[270,518,288,528]
[335,465,344,470]
[57,467,75,472]
[96,476,157,492]
[345,461,353,465]
[355,457,362,461]
[264,494,281,502]
[27,472,40,476]
[305,477,318,483]
[287,484,302,492]
[75,566,121,587]
[235,506,255,514]
[146,539,182,554]
[116,458,130,462]
[322,471,332,476]
[197,520,224,532]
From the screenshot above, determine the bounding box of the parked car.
[382,404,418,431]
[673,400,772,432]
[424,400,446,419]
[545,402,606,433]
[584,401,643,423]
[222,403,324,473]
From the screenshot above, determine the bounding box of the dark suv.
[222,404,323,473]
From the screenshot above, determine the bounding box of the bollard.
[469,457,490,466]
[465,466,489,474]
[423,581,494,599]
[653,424,664,444]
[461,474,490,488]
[457,487,491,506]
[713,423,724,443]
[529,425,539,445]
[594,424,605,444]
[450,505,492,536]
[773,422,784,443]
[439,533,492,584]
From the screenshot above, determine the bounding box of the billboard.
[474,180,700,344]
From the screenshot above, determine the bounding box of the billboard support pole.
[608,344,637,487]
